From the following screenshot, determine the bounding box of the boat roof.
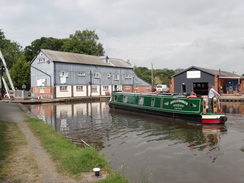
[113,92,188,98]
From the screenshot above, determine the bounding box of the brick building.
[170,66,242,95]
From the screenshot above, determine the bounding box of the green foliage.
[0,29,22,69]
[61,30,105,56]
[10,53,30,90]
[97,172,130,183]
[134,66,183,86]
[134,67,152,83]
[24,37,65,61]
[24,29,105,62]
[0,121,26,181]
[0,121,8,170]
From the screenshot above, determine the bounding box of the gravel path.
[0,103,95,183]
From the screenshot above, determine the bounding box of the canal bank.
[0,94,243,104]
[0,96,110,104]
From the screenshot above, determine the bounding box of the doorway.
[193,82,208,95]
[181,83,186,94]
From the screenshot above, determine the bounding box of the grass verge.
[0,120,40,182]
[25,118,129,182]
[0,121,9,174]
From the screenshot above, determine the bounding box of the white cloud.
[1,0,244,74]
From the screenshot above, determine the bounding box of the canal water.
[24,102,244,183]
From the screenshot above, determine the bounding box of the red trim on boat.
[202,119,221,124]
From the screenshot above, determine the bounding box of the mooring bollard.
[93,168,100,177]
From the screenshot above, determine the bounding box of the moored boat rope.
[71,137,91,147]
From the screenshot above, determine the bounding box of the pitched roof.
[40,49,132,68]
[172,66,241,78]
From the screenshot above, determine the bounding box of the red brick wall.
[214,76,219,92]
[122,85,152,93]
[32,86,54,99]
[169,78,174,93]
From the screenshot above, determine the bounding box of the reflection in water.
[221,102,244,114]
[26,102,227,153]
[25,102,227,152]
[109,109,227,163]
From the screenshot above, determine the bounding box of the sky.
[1,0,244,75]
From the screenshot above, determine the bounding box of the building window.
[123,95,128,103]
[114,74,120,81]
[40,87,45,93]
[37,79,46,87]
[107,73,112,78]
[103,86,109,91]
[124,86,131,90]
[125,74,132,79]
[59,71,68,77]
[94,72,101,79]
[60,86,68,92]
[78,72,86,77]
[151,98,155,106]
[76,86,83,91]
[39,57,45,63]
[138,97,144,105]
[91,86,98,92]
[114,95,118,101]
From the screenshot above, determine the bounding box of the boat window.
[138,97,144,105]
[151,98,155,106]
[123,96,128,103]
[114,95,118,101]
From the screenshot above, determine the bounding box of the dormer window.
[94,72,101,78]
[59,71,68,77]
[114,74,120,81]
[107,73,112,78]
[39,57,45,63]
[125,74,132,79]
[78,72,86,77]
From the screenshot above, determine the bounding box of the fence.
[14,90,30,99]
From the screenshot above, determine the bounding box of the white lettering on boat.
[170,100,188,105]
[173,104,184,108]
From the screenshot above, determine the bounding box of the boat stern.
[201,114,227,124]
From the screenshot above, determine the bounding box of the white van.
[156,84,169,92]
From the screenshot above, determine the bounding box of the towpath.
[0,103,93,183]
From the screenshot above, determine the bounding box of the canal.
[24,102,244,183]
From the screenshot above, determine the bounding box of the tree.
[134,67,152,83]
[10,53,30,90]
[24,29,105,61]
[134,66,183,86]
[0,29,22,69]
[24,37,65,62]
[61,30,105,56]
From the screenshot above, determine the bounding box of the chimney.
[105,56,110,64]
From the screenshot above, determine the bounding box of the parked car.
[0,92,8,98]
[156,84,169,92]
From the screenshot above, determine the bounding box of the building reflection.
[26,102,111,149]
[221,102,244,114]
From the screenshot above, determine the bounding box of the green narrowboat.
[109,92,227,124]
